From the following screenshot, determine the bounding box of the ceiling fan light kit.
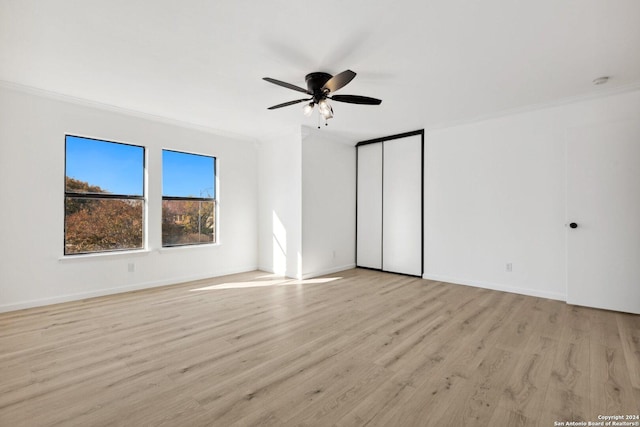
[317,99,333,119]
[302,102,315,117]
[263,69,381,127]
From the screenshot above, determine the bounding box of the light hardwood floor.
[1,269,638,426]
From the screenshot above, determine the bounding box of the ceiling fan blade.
[263,77,309,94]
[330,94,382,105]
[267,98,312,110]
[322,70,356,93]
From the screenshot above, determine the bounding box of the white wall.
[257,127,302,278]
[0,84,258,312]
[4,82,637,312]
[424,89,640,300]
[301,128,356,278]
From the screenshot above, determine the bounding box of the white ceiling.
[1,0,639,142]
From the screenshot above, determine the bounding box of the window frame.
[64,134,146,256]
[161,149,217,248]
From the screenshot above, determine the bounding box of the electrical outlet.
[128,263,135,273]
[506,263,512,272]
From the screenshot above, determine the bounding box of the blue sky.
[66,136,144,195]
[65,136,215,197]
[162,150,215,198]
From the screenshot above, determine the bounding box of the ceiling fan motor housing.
[305,72,332,101]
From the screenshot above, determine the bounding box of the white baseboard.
[0,265,258,313]
[255,266,298,280]
[301,264,356,280]
[1,268,565,313]
[256,264,356,280]
[421,273,566,302]
[257,265,276,275]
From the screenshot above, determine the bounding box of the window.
[162,150,216,246]
[64,135,145,255]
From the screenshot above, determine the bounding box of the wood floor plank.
[334,371,417,427]
[538,326,592,426]
[589,341,639,416]
[279,359,390,426]
[1,268,638,426]
[431,346,519,426]
[617,313,640,389]
[487,405,534,427]
[495,335,559,422]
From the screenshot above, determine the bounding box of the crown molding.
[425,81,640,132]
[0,80,258,144]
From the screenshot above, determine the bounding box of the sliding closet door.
[356,143,383,269]
[382,135,422,276]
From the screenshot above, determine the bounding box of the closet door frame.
[356,129,424,277]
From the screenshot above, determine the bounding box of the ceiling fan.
[263,70,382,124]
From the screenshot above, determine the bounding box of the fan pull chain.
[316,110,330,129]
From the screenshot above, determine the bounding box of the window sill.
[58,243,220,261]
[158,243,219,254]
[59,249,151,262]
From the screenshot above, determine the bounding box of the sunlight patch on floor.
[255,273,286,279]
[190,277,341,291]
